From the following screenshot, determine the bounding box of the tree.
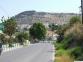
[3,18,17,46]
[49,23,58,31]
[29,22,47,43]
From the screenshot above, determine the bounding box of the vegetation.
[55,55,74,62]
[0,17,30,47]
[29,22,47,43]
[3,18,17,47]
[15,32,29,45]
[69,16,81,26]
[49,23,58,31]
[54,16,83,61]
[0,34,6,44]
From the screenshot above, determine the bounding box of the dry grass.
[55,55,74,62]
[64,23,83,39]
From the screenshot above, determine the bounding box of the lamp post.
[81,0,83,24]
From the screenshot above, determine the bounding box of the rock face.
[14,11,79,25]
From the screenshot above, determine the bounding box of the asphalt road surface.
[0,43,54,62]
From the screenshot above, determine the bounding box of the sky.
[0,0,81,19]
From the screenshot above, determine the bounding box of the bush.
[0,34,5,44]
[69,47,83,60]
[56,34,73,50]
[55,16,83,61]
[55,49,69,56]
[16,32,29,45]
[61,35,73,49]
[56,24,70,43]
[0,34,14,45]
[55,43,64,50]
[69,16,81,26]
[76,54,83,61]
[64,23,83,47]
[55,55,74,62]
[56,34,64,43]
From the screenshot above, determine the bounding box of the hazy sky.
[0,0,81,19]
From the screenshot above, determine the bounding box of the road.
[0,43,54,62]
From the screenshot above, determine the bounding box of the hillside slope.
[14,11,79,25]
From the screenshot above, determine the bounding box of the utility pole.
[81,0,83,24]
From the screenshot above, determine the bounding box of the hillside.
[14,11,79,25]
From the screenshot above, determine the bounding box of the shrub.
[55,55,74,62]
[55,16,83,61]
[76,54,83,61]
[55,49,69,56]
[64,23,83,47]
[69,47,83,60]
[69,16,81,26]
[61,35,73,49]
[16,32,29,45]
[56,24,70,43]
[55,43,64,50]
[0,34,5,44]
[0,34,14,45]
[55,48,74,62]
